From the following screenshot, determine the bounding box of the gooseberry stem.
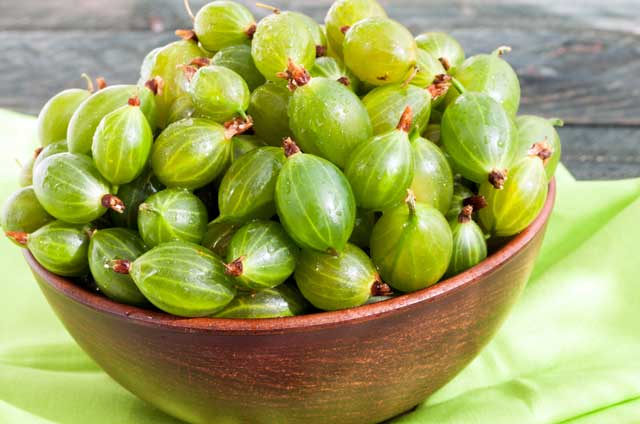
[549,118,564,127]
[81,73,94,93]
[255,3,280,13]
[110,259,132,275]
[5,231,28,246]
[371,276,393,297]
[224,257,245,277]
[102,194,125,214]
[449,77,466,94]
[401,66,419,88]
[405,189,417,216]
[492,46,512,56]
[396,106,414,133]
[488,169,508,190]
[183,0,195,21]
[282,137,301,157]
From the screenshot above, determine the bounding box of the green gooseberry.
[446,205,487,277]
[288,71,373,168]
[411,49,446,89]
[251,11,316,81]
[110,169,163,230]
[445,47,521,117]
[415,32,466,70]
[230,135,265,163]
[24,221,92,277]
[139,40,206,128]
[218,146,285,222]
[410,136,453,214]
[201,217,242,258]
[88,228,148,305]
[290,11,328,57]
[33,153,124,224]
[137,188,208,247]
[516,115,563,181]
[247,83,293,146]
[225,220,299,290]
[423,124,440,144]
[117,241,236,317]
[1,187,54,246]
[445,182,475,222]
[92,97,153,186]
[309,56,360,93]
[295,243,391,311]
[214,283,309,318]
[349,208,377,249]
[362,82,431,135]
[324,0,387,58]
[67,85,157,155]
[193,0,256,53]
[151,118,235,190]
[33,141,68,170]
[479,154,548,237]
[345,106,415,211]
[343,17,417,86]
[166,94,195,125]
[275,139,356,254]
[212,44,266,91]
[187,63,250,123]
[370,191,453,292]
[441,88,518,189]
[37,86,91,146]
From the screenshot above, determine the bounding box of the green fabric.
[1,109,639,423]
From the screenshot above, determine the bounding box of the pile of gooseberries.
[2,0,562,318]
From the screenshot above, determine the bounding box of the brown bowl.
[25,181,556,424]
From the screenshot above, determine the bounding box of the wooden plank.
[1,27,638,126]
[0,0,638,32]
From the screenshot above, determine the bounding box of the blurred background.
[0,0,638,179]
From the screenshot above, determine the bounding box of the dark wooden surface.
[25,182,555,424]
[0,0,638,180]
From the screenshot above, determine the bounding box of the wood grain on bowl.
[26,181,555,424]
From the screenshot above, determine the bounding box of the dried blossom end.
[427,74,452,99]
[396,106,414,133]
[224,257,245,277]
[102,195,125,214]
[488,169,508,190]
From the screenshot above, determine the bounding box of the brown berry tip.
[488,169,508,190]
[316,45,327,58]
[245,22,257,39]
[144,76,164,96]
[5,231,28,246]
[110,259,132,275]
[128,96,141,107]
[276,58,311,91]
[337,76,351,87]
[181,65,198,82]
[96,77,107,90]
[376,73,390,81]
[282,137,302,157]
[190,57,211,68]
[224,257,245,277]
[463,195,488,211]
[224,116,254,140]
[175,28,198,42]
[427,74,452,99]
[493,46,512,56]
[405,189,417,216]
[371,276,393,297]
[102,194,125,214]
[397,106,414,133]
[438,57,451,71]
[33,147,43,159]
[528,140,554,165]
[340,25,351,34]
[458,205,474,223]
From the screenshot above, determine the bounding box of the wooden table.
[1,0,638,180]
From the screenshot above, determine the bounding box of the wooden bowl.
[25,181,556,424]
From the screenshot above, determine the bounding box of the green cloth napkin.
[1,109,639,424]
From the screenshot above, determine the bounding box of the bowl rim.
[26,180,556,334]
